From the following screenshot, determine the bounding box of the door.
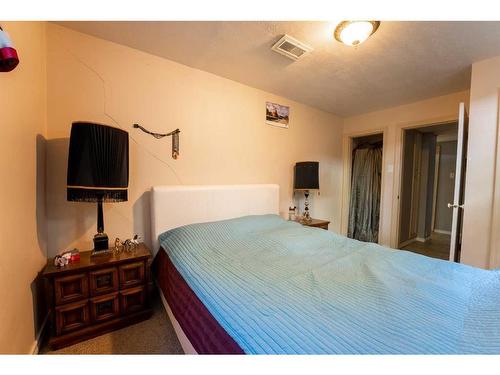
[448,103,468,262]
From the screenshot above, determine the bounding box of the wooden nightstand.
[42,243,153,350]
[295,218,330,230]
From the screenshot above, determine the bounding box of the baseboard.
[30,313,49,355]
[415,237,430,243]
[434,229,451,235]
[29,340,39,355]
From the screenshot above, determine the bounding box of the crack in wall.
[53,29,184,185]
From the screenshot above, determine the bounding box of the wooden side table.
[42,243,153,350]
[295,218,330,230]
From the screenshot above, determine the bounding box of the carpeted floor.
[40,294,184,355]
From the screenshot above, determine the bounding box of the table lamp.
[294,161,319,223]
[67,122,129,254]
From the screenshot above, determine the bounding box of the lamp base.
[93,233,109,254]
[300,215,312,224]
[301,190,312,223]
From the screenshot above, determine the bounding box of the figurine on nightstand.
[114,234,141,253]
[131,234,141,245]
[114,237,123,253]
[54,248,80,267]
[123,234,141,252]
[54,255,69,267]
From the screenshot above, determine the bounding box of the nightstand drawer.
[120,286,145,315]
[55,300,89,335]
[90,267,118,296]
[119,261,145,289]
[90,292,120,323]
[54,273,89,305]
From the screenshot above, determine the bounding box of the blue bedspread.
[159,215,500,354]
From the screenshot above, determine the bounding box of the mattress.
[154,249,243,354]
[156,214,500,354]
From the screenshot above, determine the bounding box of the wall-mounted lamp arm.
[133,123,180,159]
[133,123,180,138]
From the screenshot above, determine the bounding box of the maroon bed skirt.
[153,249,244,354]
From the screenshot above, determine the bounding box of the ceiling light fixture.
[334,21,380,46]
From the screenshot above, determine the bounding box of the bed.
[151,184,500,354]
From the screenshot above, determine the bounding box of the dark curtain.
[347,146,382,242]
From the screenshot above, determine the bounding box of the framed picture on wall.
[266,101,289,128]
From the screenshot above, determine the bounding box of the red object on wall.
[0,47,19,72]
[0,27,19,72]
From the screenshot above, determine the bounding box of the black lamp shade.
[67,122,129,202]
[294,161,319,190]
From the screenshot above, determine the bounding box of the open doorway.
[398,122,458,260]
[347,133,383,243]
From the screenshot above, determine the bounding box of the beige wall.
[463,55,500,269]
[342,90,469,248]
[0,22,47,353]
[45,24,343,257]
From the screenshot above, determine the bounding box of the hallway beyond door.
[400,232,450,260]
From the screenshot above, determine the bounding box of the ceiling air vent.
[271,35,313,61]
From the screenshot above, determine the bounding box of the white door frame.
[449,103,468,262]
[489,92,500,268]
[390,116,459,248]
[340,128,387,243]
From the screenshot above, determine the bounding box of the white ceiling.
[56,21,500,117]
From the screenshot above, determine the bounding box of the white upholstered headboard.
[150,184,280,253]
